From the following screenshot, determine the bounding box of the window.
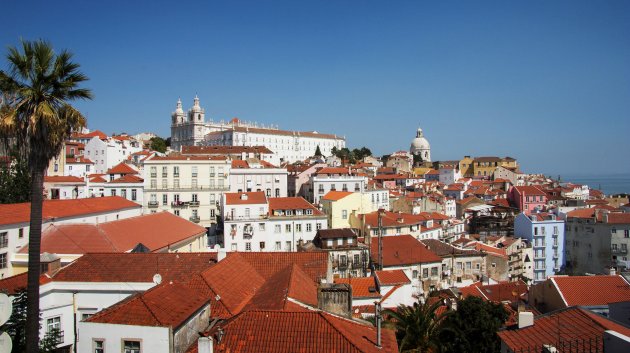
[413,270,418,278]
[259,223,265,231]
[173,166,180,177]
[625,230,630,238]
[422,268,429,278]
[93,339,104,353]
[275,241,281,250]
[231,243,237,251]
[275,188,280,197]
[306,223,312,232]
[150,166,156,177]
[245,208,251,218]
[0,232,7,248]
[210,166,215,177]
[275,225,281,233]
[285,241,292,251]
[192,166,198,177]
[121,189,127,199]
[162,166,168,177]
[285,224,292,233]
[110,189,116,197]
[46,316,61,333]
[174,210,180,216]
[245,242,251,251]
[296,224,302,232]
[316,223,322,230]
[431,267,438,276]
[162,194,168,206]
[123,340,141,353]
[150,179,157,189]
[534,227,538,235]
[260,242,265,250]
[131,189,137,201]
[18,228,24,239]
[342,210,348,220]
[0,253,6,269]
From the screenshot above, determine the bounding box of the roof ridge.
[138,293,163,325]
[319,310,374,352]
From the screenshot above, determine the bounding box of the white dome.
[411,137,430,150]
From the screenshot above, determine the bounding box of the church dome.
[410,128,430,151]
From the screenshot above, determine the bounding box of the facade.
[310,167,368,204]
[514,213,565,283]
[143,155,231,228]
[420,239,486,288]
[565,209,630,274]
[320,190,389,229]
[64,156,94,178]
[83,135,142,174]
[439,167,461,186]
[43,176,87,200]
[170,97,346,162]
[509,185,547,215]
[311,228,369,278]
[221,192,327,252]
[229,159,288,197]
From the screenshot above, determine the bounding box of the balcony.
[171,201,189,208]
[146,184,229,192]
[189,201,200,207]
[147,201,159,208]
[224,215,268,222]
[612,248,628,255]
[189,215,200,223]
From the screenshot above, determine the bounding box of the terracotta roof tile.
[106,162,138,175]
[551,275,630,306]
[269,197,323,216]
[44,176,85,183]
[192,310,397,353]
[513,185,546,196]
[322,191,354,201]
[0,196,141,226]
[225,191,267,205]
[49,252,217,283]
[237,252,329,283]
[86,282,209,327]
[498,307,630,352]
[245,264,318,310]
[109,174,144,183]
[375,270,410,286]
[370,235,442,267]
[335,277,381,299]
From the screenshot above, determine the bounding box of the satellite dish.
[153,274,162,285]
[0,293,12,326]
[0,332,12,352]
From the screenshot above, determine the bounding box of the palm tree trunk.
[26,168,44,353]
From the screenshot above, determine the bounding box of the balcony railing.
[146,184,229,191]
[171,201,189,208]
[612,248,628,255]
[147,201,159,208]
[225,215,268,222]
[189,216,200,223]
[189,201,200,207]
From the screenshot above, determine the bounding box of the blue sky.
[2,0,629,176]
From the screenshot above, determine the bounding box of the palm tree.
[0,39,92,353]
[383,299,449,353]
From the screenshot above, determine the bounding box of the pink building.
[509,185,547,214]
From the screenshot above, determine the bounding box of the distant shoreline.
[548,173,630,196]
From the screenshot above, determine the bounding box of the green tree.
[149,136,167,153]
[438,296,508,353]
[0,39,92,353]
[383,299,449,353]
[314,145,322,157]
[0,152,31,204]
[0,289,64,353]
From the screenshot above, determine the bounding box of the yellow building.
[459,156,475,177]
[473,156,503,178]
[321,191,378,229]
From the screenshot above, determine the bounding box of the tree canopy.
[330,146,372,163]
[149,136,167,153]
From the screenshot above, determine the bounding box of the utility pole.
[378,209,384,271]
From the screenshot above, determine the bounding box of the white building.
[143,155,231,228]
[310,167,368,204]
[229,159,288,197]
[221,192,327,252]
[0,197,142,278]
[439,167,461,186]
[170,96,346,162]
[64,156,94,178]
[83,135,142,174]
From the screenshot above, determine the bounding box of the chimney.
[197,337,213,353]
[518,311,534,329]
[318,283,352,318]
[217,249,227,262]
[602,211,609,224]
[40,253,61,276]
[240,193,248,200]
[610,267,617,276]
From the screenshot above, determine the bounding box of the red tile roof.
[66,156,93,164]
[269,197,323,216]
[0,272,28,295]
[513,185,546,196]
[49,252,217,283]
[375,270,410,286]
[231,159,249,168]
[0,196,141,226]
[149,155,228,161]
[20,212,205,254]
[498,307,630,352]
[193,310,398,353]
[106,162,138,175]
[335,277,381,299]
[44,176,85,183]
[245,264,318,310]
[322,190,354,201]
[182,145,273,155]
[89,175,107,183]
[466,242,507,258]
[86,282,209,327]
[109,174,144,183]
[551,275,630,307]
[237,252,329,283]
[225,191,267,205]
[461,280,528,303]
[77,130,107,139]
[370,235,442,267]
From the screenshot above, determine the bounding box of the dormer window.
[306,209,313,215]
[286,210,293,216]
